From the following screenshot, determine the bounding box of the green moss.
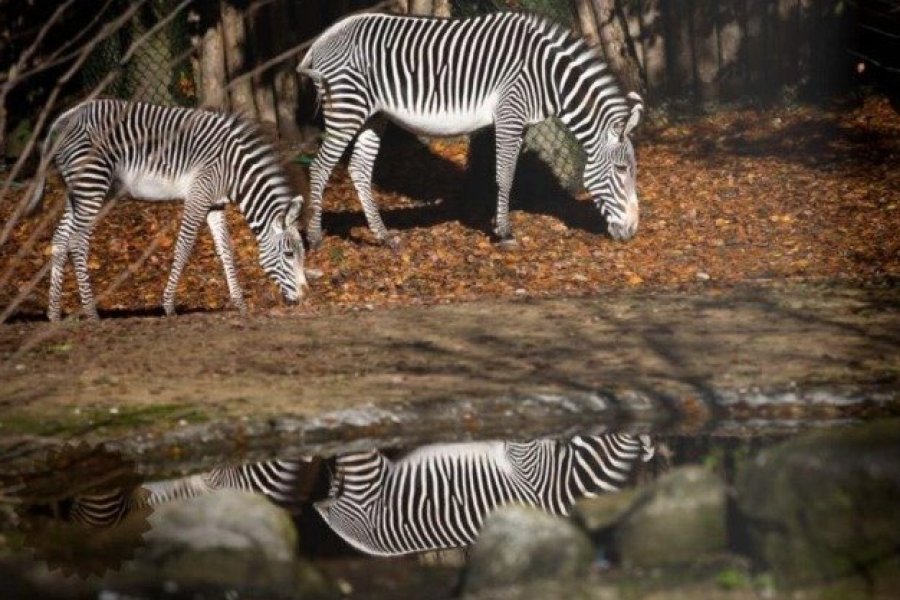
[0,404,210,438]
[715,567,749,590]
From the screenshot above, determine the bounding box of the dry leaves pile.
[1,97,897,319]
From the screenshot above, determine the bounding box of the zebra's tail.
[24,102,84,215]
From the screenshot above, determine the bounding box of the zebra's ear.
[623,92,644,138]
[284,195,303,229]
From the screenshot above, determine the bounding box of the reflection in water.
[317,434,654,556]
[42,459,312,528]
[12,434,653,567]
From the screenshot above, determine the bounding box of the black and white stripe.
[66,459,309,528]
[299,12,644,248]
[28,99,307,321]
[317,434,654,556]
[139,459,309,511]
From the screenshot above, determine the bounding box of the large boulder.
[121,490,337,599]
[141,490,297,562]
[572,488,639,535]
[735,419,900,589]
[611,466,727,568]
[462,505,594,596]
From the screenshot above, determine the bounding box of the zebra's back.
[301,12,556,135]
[54,99,276,203]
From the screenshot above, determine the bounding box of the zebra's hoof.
[497,237,519,251]
[163,305,176,318]
[384,234,404,252]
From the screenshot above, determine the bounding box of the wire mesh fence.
[81,0,196,106]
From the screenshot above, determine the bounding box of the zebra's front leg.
[47,207,74,322]
[206,207,247,313]
[306,129,357,250]
[349,123,396,248]
[493,117,526,246]
[163,201,208,317]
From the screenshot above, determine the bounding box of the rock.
[612,466,727,567]
[572,487,639,534]
[463,505,594,596]
[111,490,339,599]
[142,490,297,563]
[735,419,900,587]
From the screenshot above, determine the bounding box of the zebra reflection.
[29,459,312,529]
[317,434,653,557]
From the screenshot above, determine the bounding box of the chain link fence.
[82,0,196,106]
[453,0,585,192]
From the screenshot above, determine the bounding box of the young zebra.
[298,11,644,249]
[27,99,307,321]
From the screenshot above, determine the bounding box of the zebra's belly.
[382,105,495,137]
[117,168,196,201]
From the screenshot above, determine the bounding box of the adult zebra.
[299,11,644,249]
[27,99,308,321]
[317,434,654,556]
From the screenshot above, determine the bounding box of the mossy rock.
[611,466,727,567]
[735,419,900,587]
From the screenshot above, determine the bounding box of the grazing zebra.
[317,434,653,556]
[298,12,643,249]
[64,458,311,528]
[27,99,307,321]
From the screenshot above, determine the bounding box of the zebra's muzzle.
[608,221,638,241]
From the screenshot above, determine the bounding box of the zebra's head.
[314,451,392,556]
[261,196,307,304]
[585,93,644,241]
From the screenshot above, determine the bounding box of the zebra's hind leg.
[47,205,74,322]
[163,197,210,317]
[492,111,526,247]
[67,201,103,321]
[349,121,396,248]
[206,206,247,313]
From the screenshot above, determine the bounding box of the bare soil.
[0,283,897,456]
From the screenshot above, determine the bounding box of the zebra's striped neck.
[224,123,293,241]
[547,27,632,157]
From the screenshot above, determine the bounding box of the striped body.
[317,434,653,556]
[29,99,306,320]
[299,12,644,248]
[66,459,310,528]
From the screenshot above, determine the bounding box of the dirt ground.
[0,97,898,462]
[0,283,897,463]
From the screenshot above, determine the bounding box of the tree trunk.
[220,1,255,116]
[199,19,226,108]
[433,0,451,18]
[591,0,647,96]
[409,0,433,16]
[574,0,599,46]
